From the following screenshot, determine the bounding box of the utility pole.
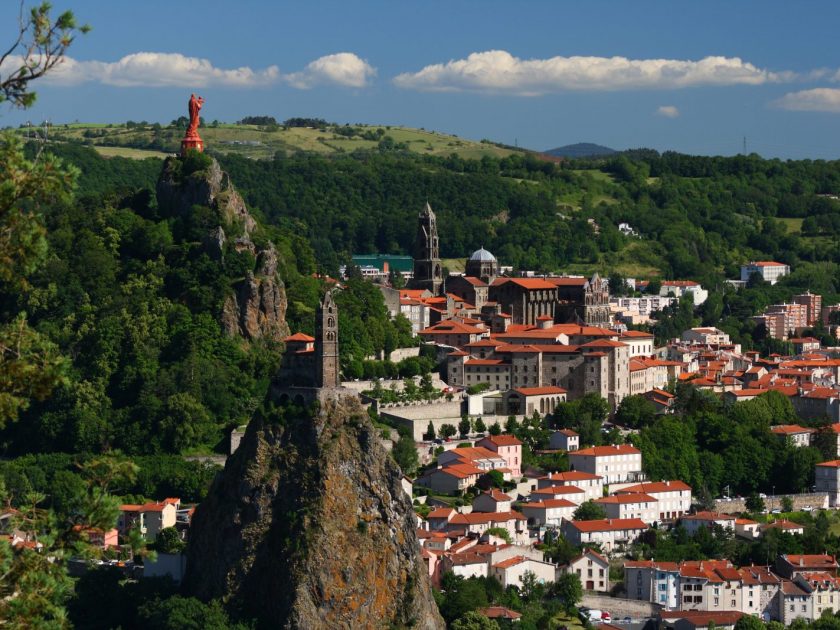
[743,136,747,155]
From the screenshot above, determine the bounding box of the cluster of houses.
[625,554,840,625]
[414,438,705,592]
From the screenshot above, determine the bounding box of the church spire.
[315,290,339,388]
[410,202,443,295]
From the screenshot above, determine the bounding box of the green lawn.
[30,122,526,161]
[93,145,169,160]
[779,217,804,234]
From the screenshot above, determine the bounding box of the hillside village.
[330,203,840,625]
[7,187,840,626]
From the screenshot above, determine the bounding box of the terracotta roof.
[553,429,580,437]
[480,434,522,446]
[621,330,655,338]
[465,359,507,366]
[763,519,804,531]
[450,511,526,526]
[492,555,527,569]
[566,518,648,532]
[780,554,838,569]
[681,511,735,521]
[595,493,657,504]
[494,278,558,290]
[771,424,816,435]
[426,507,455,519]
[512,386,567,396]
[619,481,691,494]
[480,489,512,502]
[521,498,577,509]
[532,485,586,496]
[284,332,314,342]
[579,339,627,348]
[548,276,588,286]
[436,463,484,479]
[420,321,487,336]
[541,471,601,481]
[479,606,522,620]
[569,444,641,457]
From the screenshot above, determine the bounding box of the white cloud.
[285,52,376,89]
[773,88,840,112]
[43,52,280,88]
[657,105,680,118]
[0,51,375,89]
[394,50,790,94]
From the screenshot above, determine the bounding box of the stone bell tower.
[410,202,443,295]
[315,290,340,388]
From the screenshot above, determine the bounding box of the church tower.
[315,290,340,388]
[411,202,443,295]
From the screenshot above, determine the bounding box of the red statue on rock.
[181,93,205,156]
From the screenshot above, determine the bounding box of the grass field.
[442,258,466,273]
[93,145,169,160]
[27,122,525,161]
[779,217,804,234]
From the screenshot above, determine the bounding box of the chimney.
[800,557,804,567]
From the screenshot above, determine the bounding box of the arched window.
[327,317,335,328]
[327,331,335,341]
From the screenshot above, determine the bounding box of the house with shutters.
[561,518,649,554]
[615,480,692,521]
[536,470,604,501]
[568,444,644,485]
[561,548,611,592]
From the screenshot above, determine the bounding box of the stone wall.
[581,593,661,619]
[714,492,829,514]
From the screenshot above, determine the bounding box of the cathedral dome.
[469,247,496,262]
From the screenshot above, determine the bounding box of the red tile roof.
[480,434,522,447]
[567,518,648,532]
[512,386,567,396]
[619,481,691,494]
[569,444,641,457]
[284,332,314,342]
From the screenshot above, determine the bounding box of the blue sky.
[4,0,840,158]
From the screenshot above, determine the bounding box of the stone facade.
[316,291,340,388]
[553,274,612,327]
[411,202,443,295]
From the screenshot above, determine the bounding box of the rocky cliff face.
[157,156,289,342]
[183,395,444,629]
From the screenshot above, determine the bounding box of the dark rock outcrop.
[183,395,444,629]
[157,156,289,342]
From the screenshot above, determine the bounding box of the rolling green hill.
[20,121,526,161]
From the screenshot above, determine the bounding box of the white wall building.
[568,445,644,485]
[741,261,790,285]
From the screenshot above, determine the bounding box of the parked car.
[771,508,781,514]
[581,609,602,623]
[601,612,612,622]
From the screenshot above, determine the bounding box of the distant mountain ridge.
[544,142,617,158]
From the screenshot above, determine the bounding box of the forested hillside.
[7,140,840,460]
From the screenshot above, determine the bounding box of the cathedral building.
[551,274,612,328]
